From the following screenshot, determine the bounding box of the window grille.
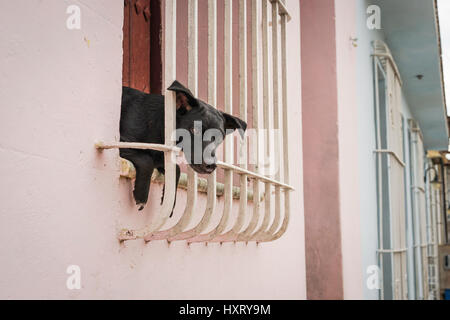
[96,0,294,244]
[425,161,442,299]
[373,40,408,300]
[408,119,429,299]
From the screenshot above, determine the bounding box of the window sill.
[119,158,262,202]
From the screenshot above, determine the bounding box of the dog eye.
[190,127,200,135]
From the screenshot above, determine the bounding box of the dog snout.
[205,163,217,171]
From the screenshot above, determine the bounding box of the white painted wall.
[335,0,364,300]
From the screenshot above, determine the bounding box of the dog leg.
[120,150,155,211]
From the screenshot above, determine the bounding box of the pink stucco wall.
[301,0,344,299]
[300,0,364,300]
[0,0,305,299]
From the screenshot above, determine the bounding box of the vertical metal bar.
[233,0,248,235]
[211,0,248,243]
[388,67,400,300]
[259,0,281,242]
[147,0,199,242]
[237,0,262,242]
[220,0,234,239]
[187,0,233,243]
[250,0,271,241]
[168,0,217,242]
[374,57,385,300]
[262,2,290,242]
[144,0,178,235]
[433,177,441,296]
[425,168,434,297]
[184,0,199,230]
[441,161,449,244]
[118,0,177,242]
[410,128,424,299]
[253,0,279,242]
[404,119,415,300]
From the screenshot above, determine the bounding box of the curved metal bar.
[167,0,218,243]
[187,0,234,244]
[259,190,290,242]
[247,182,271,240]
[145,0,199,242]
[251,0,281,242]
[236,179,261,241]
[209,174,248,243]
[145,167,197,241]
[186,169,232,243]
[209,0,248,243]
[118,0,178,241]
[255,186,281,242]
[259,11,290,243]
[118,151,178,241]
[275,0,291,21]
[244,0,272,242]
[235,0,262,242]
[168,172,217,241]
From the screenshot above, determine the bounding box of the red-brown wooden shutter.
[122,0,162,94]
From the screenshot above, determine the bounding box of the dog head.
[168,80,247,174]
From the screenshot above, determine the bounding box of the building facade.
[0,0,448,300]
[302,0,449,299]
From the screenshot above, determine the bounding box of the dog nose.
[205,164,217,171]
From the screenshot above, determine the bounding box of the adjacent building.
[0,0,449,300]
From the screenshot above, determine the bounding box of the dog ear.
[167,80,199,110]
[221,112,247,139]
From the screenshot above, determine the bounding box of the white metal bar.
[386,61,398,300]
[95,141,180,153]
[94,141,296,191]
[176,0,199,233]
[411,186,426,193]
[233,0,248,237]
[118,0,178,241]
[249,0,272,241]
[185,0,199,224]
[216,161,293,190]
[168,0,218,242]
[410,127,425,299]
[260,5,290,242]
[374,149,406,167]
[187,0,233,244]
[377,248,408,253]
[374,57,385,300]
[276,0,291,21]
[210,0,248,243]
[372,53,403,86]
[146,0,199,242]
[254,0,281,242]
[236,0,262,242]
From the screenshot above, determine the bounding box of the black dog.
[120,80,247,214]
